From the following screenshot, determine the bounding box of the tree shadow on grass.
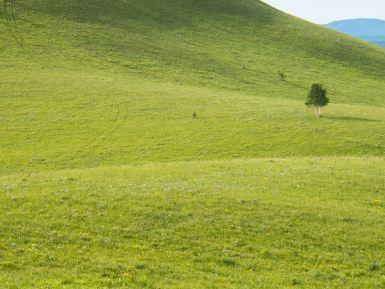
[324,116,378,122]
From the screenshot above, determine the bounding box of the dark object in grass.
[278,71,286,81]
[290,278,301,286]
[222,258,236,266]
[369,261,380,272]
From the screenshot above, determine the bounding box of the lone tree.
[305,83,329,117]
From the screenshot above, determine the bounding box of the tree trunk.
[318,106,322,117]
[314,106,319,117]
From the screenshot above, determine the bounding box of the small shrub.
[369,261,380,272]
[222,258,236,266]
[290,278,301,286]
[135,263,147,270]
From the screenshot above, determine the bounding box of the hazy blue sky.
[262,0,385,24]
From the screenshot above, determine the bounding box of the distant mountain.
[326,18,385,48]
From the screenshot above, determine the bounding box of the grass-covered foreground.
[1,158,384,288]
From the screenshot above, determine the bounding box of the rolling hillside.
[1,0,385,173]
[326,18,385,48]
[0,0,385,288]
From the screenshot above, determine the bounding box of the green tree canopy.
[305,83,329,117]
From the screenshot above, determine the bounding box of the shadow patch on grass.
[324,116,378,122]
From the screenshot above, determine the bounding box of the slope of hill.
[326,18,385,48]
[1,0,385,174]
[1,0,385,288]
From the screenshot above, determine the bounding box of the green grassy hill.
[0,0,384,288]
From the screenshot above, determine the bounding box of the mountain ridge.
[325,18,385,47]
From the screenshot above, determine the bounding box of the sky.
[262,0,385,24]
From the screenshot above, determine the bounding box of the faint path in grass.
[77,97,129,160]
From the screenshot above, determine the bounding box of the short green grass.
[1,158,384,288]
[0,0,385,288]
[1,0,385,173]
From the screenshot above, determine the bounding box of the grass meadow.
[0,0,384,288]
[1,158,384,288]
